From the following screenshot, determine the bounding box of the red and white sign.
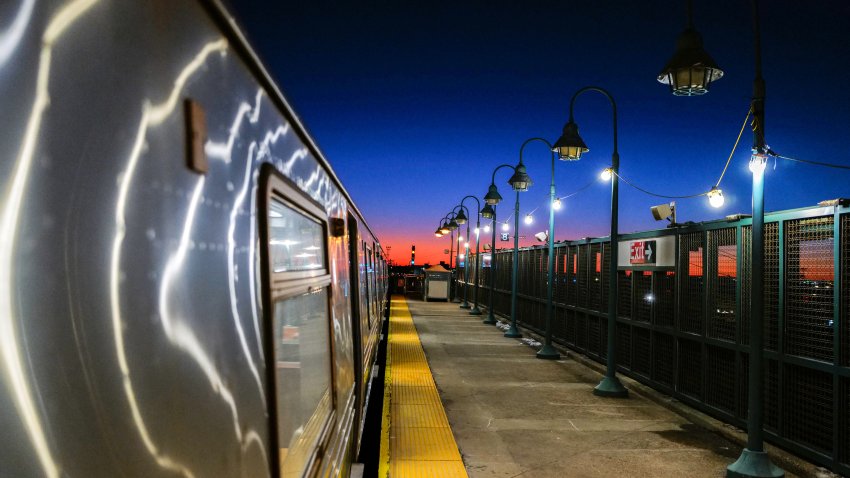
[629,240,656,264]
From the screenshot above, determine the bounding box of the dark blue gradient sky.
[228,1,850,265]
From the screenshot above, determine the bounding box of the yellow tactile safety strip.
[378,295,468,478]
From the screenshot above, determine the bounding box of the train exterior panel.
[0,1,385,477]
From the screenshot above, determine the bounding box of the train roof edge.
[200,0,385,255]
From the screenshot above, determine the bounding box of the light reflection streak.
[204,89,264,162]
[109,39,234,478]
[157,179,244,443]
[202,87,271,404]
[279,147,308,175]
[228,123,289,370]
[0,1,99,477]
[0,0,35,67]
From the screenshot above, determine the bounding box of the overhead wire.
[615,106,753,200]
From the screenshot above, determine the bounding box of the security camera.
[534,231,548,242]
[650,202,676,226]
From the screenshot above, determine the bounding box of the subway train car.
[0,1,386,477]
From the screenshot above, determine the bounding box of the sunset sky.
[228,1,850,266]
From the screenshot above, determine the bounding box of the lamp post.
[517,138,568,360]
[458,195,483,315]
[446,213,459,300]
[481,162,532,337]
[480,200,499,325]
[450,205,470,305]
[554,86,628,398]
[659,1,782,476]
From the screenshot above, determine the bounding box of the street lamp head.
[448,218,459,230]
[508,163,532,191]
[708,186,725,208]
[552,198,562,210]
[455,208,468,224]
[658,27,724,96]
[434,230,443,237]
[439,221,450,235]
[480,203,495,219]
[484,184,503,205]
[552,120,588,160]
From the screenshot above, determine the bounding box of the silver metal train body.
[0,1,386,476]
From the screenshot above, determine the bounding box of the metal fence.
[460,204,850,475]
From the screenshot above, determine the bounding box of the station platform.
[378,295,830,478]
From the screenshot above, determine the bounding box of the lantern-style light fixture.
[480,203,495,219]
[439,221,450,235]
[455,208,468,224]
[508,163,533,191]
[484,184,503,206]
[552,120,589,161]
[448,218,459,230]
[657,3,724,96]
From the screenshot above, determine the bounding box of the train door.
[259,166,336,478]
[346,213,365,458]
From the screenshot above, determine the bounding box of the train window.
[272,288,332,477]
[268,200,325,272]
[260,165,334,478]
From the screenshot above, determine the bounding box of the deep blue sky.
[227,1,850,265]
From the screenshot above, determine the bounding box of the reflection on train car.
[0,1,387,477]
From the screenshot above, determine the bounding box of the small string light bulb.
[484,224,491,233]
[708,187,725,208]
[502,222,510,232]
[474,227,480,235]
[600,168,613,181]
[457,235,463,242]
[552,198,562,210]
[524,214,533,225]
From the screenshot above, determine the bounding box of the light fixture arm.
[569,86,618,157]
[490,163,516,186]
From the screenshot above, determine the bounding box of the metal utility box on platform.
[423,264,450,301]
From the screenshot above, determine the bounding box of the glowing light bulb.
[465,241,469,249]
[474,227,480,235]
[502,222,510,232]
[459,253,465,260]
[524,214,533,225]
[457,235,463,241]
[435,232,442,237]
[600,168,613,181]
[749,153,767,174]
[552,198,562,210]
[484,225,491,233]
[708,187,725,208]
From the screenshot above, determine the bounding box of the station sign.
[618,236,675,269]
[500,232,509,241]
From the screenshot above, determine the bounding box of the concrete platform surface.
[406,299,818,478]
